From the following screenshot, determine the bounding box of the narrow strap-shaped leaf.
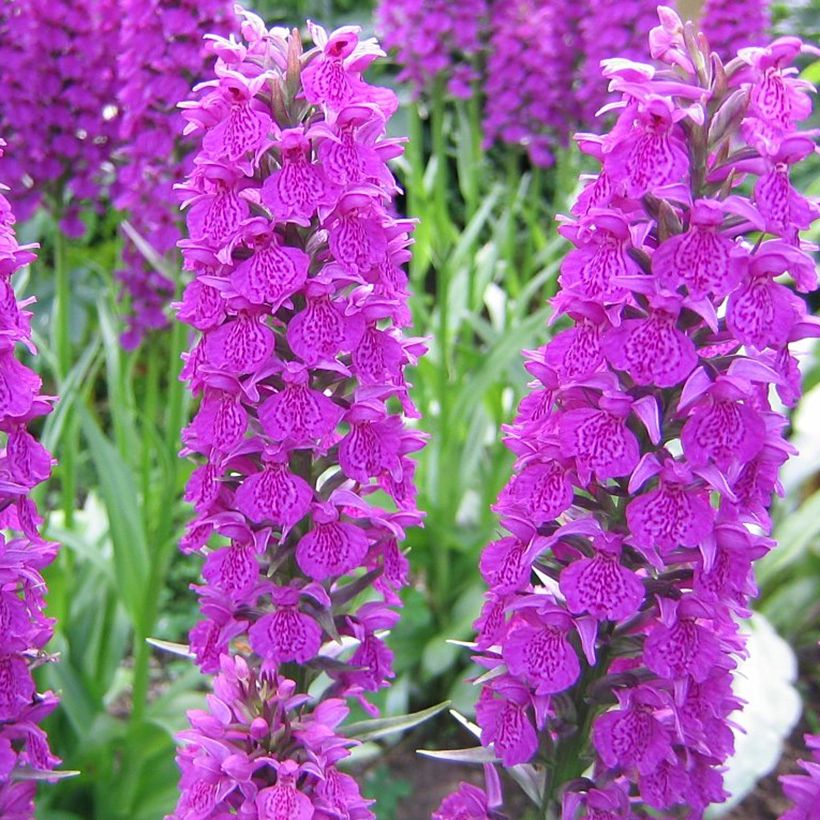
[416,746,497,764]
[341,700,450,743]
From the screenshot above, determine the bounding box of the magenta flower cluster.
[375,0,665,167]
[172,9,425,815]
[483,0,584,168]
[780,734,820,820]
[115,0,235,350]
[376,0,488,99]
[700,0,771,61]
[0,141,61,816]
[455,8,818,816]
[377,0,773,168]
[0,0,119,237]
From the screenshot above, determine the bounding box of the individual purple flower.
[0,0,119,235]
[626,460,715,556]
[559,533,644,621]
[475,682,538,767]
[115,0,235,349]
[433,783,490,819]
[502,605,581,695]
[171,11,425,816]
[558,211,640,302]
[603,95,690,197]
[376,0,488,99]
[563,781,634,819]
[652,199,747,298]
[434,765,504,820]
[700,0,770,61]
[780,734,820,820]
[602,296,698,387]
[0,141,62,816]
[557,392,640,483]
[465,10,818,817]
[739,41,815,157]
[483,0,583,166]
[592,688,674,776]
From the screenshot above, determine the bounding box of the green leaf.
[13,768,80,782]
[444,185,501,275]
[757,487,820,588]
[421,584,484,678]
[508,763,546,806]
[116,721,182,817]
[47,524,112,580]
[96,294,140,461]
[146,667,205,738]
[42,652,97,739]
[342,700,450,743]
[145,638,194,659]
[800,59,820,84]
[79,407,150,630]
[416,746,497,763]
[40,332,102,454]
[451,304,550,425]
[120,221,178,284]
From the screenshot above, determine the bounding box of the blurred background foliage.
[10,0,818,817]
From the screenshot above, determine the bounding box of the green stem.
[153,302,188,554]
[132,303,190,727]
[462,87,484,220]
[130,348,156,729]
[430,76,449,232]
[542,643,611,815]
[54,228,70,379]
[140,343,160,534]
[129,625,150,726]
[433,155,453,618]
[407,102,427,288]
[54,227,78,529]
[504,151,521,298]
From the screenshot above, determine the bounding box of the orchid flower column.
[447,8,819,818]
[171,10,426,816]
[0,142,62,818]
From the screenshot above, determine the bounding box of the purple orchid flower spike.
[463,7,819,817]
[0,0,119,237]
[115,0,236,349]
[482,0,583,166]
[171,9,424,817]
[375,0,488,101]
[0,141,63,815]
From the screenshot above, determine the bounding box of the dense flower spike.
[700,0,770,61]
[0,141,61,817]
[115,0,235,349]
[172,11,425,816]
[375,0,488,98]
[467,9,819,817]
[0,0,119,236]
[779,734,820,820]
[483,0,583,166]
[173,656,374,820]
